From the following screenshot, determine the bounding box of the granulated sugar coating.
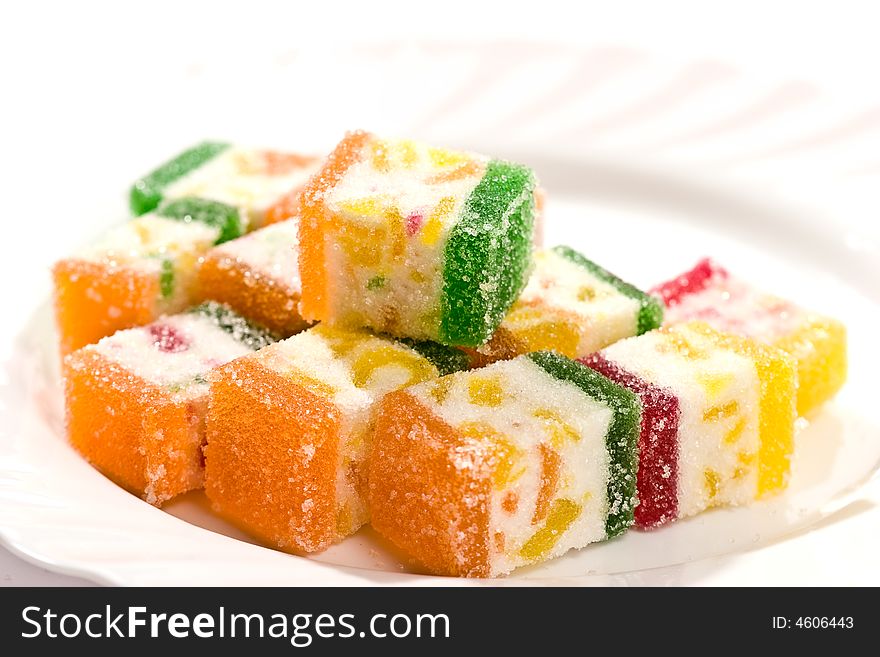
[52,134,852,579]
[204,325,464,553]
[130,142,320,229]
[369,352,640,577]
[195,219,311,336]
[130,142,230,215]
[156,197,246,244]
[63,302,275,506]
[653,258,847,415]
[297,131,537,346]
[56,142,318,355]
[464,246,663,366]
[582,321,797,529]
[52,209,230,355]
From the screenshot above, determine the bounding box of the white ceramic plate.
[2,44,879,586]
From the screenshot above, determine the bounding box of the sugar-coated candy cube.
[465,246,663,366]
[52,200,244,354]
[652,258,847,415]
[195,218,311,337]
[297,131,537,346]
[204,325,464,553]
[64,302,276,505]
[130,142,320,228]
[369,352,640,577]
[583,322,796,529]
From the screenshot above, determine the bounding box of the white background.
[1,0,877,585]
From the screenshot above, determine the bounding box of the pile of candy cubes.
[56,131,847,577]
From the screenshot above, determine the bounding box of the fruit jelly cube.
[195,219,311,337]
[130,142,229,215]
[204,325,464,552]
[131,142,320,229]
[583,321,796,528]
[297,131,537,346]
[652,258,847,415]
[64,302,275,505]
[52,203,243,354]
[583,353,680,528]
[369,352,640,577]
[464,246,663,366]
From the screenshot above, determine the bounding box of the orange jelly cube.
[195,219,311,337]
[370,353,641,577]
[53,213,222,355]
[64,303,274,505]
[205,326,457,553]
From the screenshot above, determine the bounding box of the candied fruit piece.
[132,143,319,228]
[64,303,273,504]
[519,498,582,561]
[205,327,463,552]
[298,132,537,346]
[370,353,640,576]
[462,246,662,366]
[654,258,846,415]
[583,321,796,528]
